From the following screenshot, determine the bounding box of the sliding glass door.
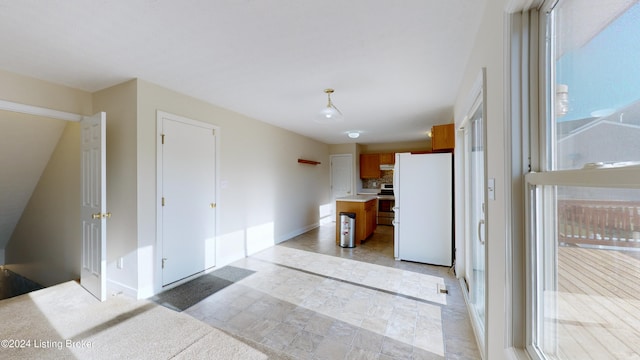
[461,70,487,354]
[468,105,485,327]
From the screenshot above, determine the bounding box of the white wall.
[0,112,66,251]
[136,80,330,297]
[5,122,82,286]
[93,80,139,297]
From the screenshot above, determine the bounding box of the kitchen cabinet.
[359,154,380,178]
[364,199,377,237]
[431,123,455,152]
[379,153,395,165]
[335,195,378,245]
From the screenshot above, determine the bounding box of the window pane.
[552,1,640,170]
[534,185,640,359]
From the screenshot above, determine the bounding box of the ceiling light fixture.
[348,131,360,139]
[317,88,343,123]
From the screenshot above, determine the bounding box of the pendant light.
[317,88,343,122]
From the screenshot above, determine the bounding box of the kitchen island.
[335,195,378,246]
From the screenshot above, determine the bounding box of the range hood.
[380,164,394,171]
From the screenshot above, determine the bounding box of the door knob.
[92,212,111,219]
[210,203,216,208]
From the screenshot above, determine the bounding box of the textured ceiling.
[0,0,486,144]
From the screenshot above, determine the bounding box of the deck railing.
[558,199,640,247]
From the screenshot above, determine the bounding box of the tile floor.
[184,223,480,359]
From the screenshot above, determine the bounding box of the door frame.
[155,110,221,293]
[457,68,488,358]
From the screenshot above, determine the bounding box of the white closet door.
[161,116,216,286]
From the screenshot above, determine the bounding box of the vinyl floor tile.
[181,223,481,359]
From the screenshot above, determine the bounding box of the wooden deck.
[549,246,640,359]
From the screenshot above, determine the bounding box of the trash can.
[339,212,356,248]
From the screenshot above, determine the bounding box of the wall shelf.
[298,158,321,165]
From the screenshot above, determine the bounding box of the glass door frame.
[460,68,488,358]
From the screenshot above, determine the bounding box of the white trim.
[504,347,535,360]
[276,223,319,244]
[458,71,485,131]
[504,10,518,353]
[459,277,487,359]
[0,99,83,122]
[107,278,138,299]
[506,0,544,13]
[155,110,221,295]
[525,167,640,188]
[456,67,488,359]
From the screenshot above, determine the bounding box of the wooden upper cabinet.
[379,153,395,165]
[360,154,381,178]
[431,123,455,151]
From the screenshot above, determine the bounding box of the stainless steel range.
[377,184,395,226]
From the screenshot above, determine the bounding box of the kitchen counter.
[336,194,378,203]
[336,196,377,245]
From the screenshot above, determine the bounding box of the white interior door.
[80,112,107,301]
[160,114,216,286]
[330,154,353,218]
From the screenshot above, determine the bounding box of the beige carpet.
[0,281,277,359]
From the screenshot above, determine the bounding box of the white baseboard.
[107,279,138,299]
[276,223,319,244]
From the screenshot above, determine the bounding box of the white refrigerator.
[393,152,453,266]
